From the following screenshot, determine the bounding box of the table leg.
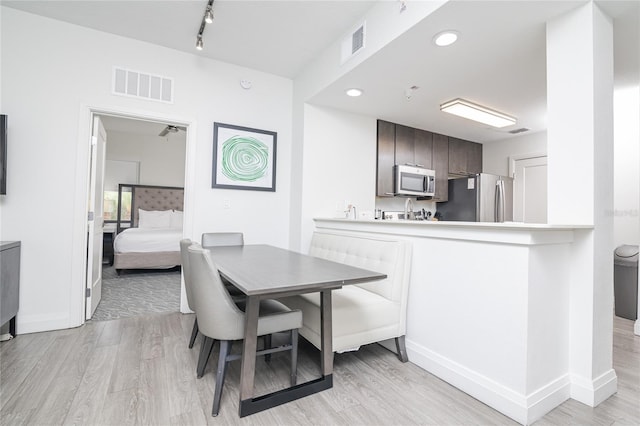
[238,290,334,417]
[239,295,260,413]
[320,289,333,376]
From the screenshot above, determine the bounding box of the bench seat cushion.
[279,286,401,352]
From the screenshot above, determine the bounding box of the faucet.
[404,198,414,220]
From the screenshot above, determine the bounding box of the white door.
[86,116,107,319]
[512,155,547,223]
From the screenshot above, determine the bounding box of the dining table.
[204,244,387,417]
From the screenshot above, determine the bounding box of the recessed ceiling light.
[433,31,459,47]
[346,88,363,97]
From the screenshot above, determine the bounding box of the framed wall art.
[212,122,277,191]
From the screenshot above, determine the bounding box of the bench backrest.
[309,232,412,303]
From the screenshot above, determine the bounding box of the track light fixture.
[195,0,215,50]
[205,6,214,24]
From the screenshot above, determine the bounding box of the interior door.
[513,156,547,223]
[86,116,107,319]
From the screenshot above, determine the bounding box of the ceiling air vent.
[112,67,174,104]
[509,128,529,134]
[341,21,366,64]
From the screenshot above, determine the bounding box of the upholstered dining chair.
[179,239,199,349]
[201,232,244,248]
[187,243,302,416]
[201,232,246,299]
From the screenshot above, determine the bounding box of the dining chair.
[179,239,199,349]
[201,232,246,298]
[187,243,302,416]
[201,232,244,248]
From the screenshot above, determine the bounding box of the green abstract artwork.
[212,123,277,191]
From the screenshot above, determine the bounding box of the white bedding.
[114,227,182,253]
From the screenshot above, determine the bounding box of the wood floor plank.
[136,356,171,425]
[107,317,143,393]
[140,316,164,360]
[99,387,138,426]
[1,333,79,416]
[62,344,118,425]
[163,334,202,417]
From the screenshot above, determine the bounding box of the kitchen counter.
[312,218,605,425]
[313,217,590,245]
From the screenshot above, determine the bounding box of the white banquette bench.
[279,231,412,362]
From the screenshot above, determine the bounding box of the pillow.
[138,209,172,228]
[170,210,184,228]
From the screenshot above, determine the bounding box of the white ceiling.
[3,0,638,143]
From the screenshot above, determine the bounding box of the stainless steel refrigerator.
[436,173,513,222]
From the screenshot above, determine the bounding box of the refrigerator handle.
[495,179,505,222]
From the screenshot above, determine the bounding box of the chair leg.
[290,329,298,386]
[212,340,232,417]
[264,334,272,363]
[197,336,215,378]
[188,317,199,349]
[395,335,409,363]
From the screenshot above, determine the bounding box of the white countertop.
[315,217,591,230]
[313,217,592,245]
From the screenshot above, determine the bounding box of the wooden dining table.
[204,244,387,417]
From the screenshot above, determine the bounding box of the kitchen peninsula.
[314,218,599,425]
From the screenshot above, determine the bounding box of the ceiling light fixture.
[345,88,363,97]
[440,98,516,128]
[195,0,215,50]
[433,30,459,47]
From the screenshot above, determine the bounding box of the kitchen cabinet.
[448,137,482,176]
[395,125,433,169]
[432,133,449,202]
[376,120,482,200]
[376,120,395,196]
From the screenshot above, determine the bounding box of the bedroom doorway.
[84,112,188,321]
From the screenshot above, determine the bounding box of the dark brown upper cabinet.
[448,137,483,176]
[376,120,396,197]
[395,124,433,169]
[432,133,449,202]
[376,120,482,200]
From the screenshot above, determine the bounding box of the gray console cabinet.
[1,241,21,337]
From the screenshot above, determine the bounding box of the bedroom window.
[103,159,139,223]
[104,190,131,222]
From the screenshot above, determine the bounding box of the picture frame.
[212,122,277,192]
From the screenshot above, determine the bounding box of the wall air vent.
[341,21,366,64]
[112,67,174,104]
[508,128,530,134]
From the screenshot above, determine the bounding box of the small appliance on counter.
[394,164,435,197]
[436,173,513,222]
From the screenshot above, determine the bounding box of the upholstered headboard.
[131,185,184,227]
[116,184,184,232]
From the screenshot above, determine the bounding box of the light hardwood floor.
[1,313,638,425]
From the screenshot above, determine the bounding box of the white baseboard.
[570,369,618,406]
[634,319,640,336]
[14,312,76,335]
[406,339,571,425]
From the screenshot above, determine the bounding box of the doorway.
[85,113,188,321]
[510,154,548,223]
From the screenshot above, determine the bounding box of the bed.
[113,184,184,273]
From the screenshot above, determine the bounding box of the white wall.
[106,130,186,188]
[0,7,293,333]
[299,105,377,250]
[482,131,547,177]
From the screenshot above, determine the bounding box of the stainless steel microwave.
[394,164,436,197]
